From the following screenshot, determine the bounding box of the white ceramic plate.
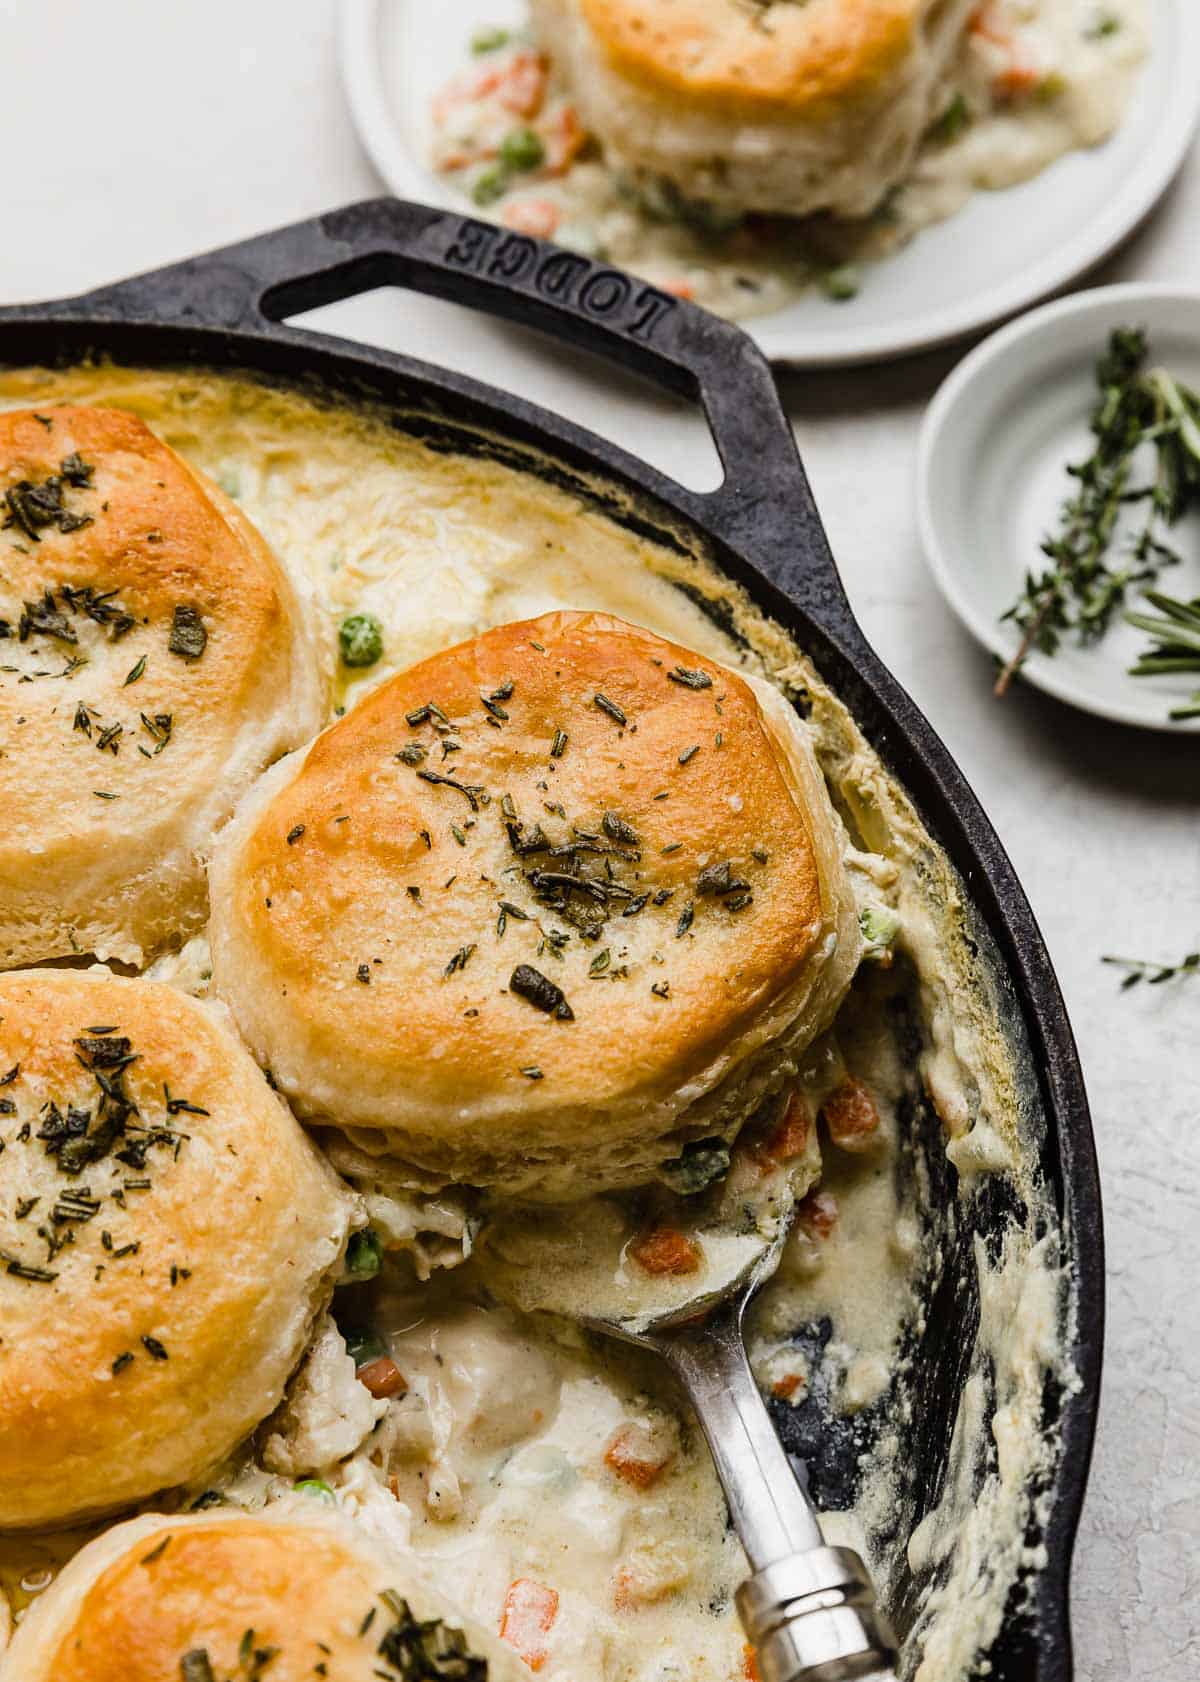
[918,284,1200,731]
[339,0,1200,369]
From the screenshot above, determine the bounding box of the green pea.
[471,26,511,54]
[345,1228,384,1279]
[471,165,511,207]
[295,1478,335,1503]
[859,905,901,950]
[339,612,384,668]
[499,127,545,172]
[342,1327,387,1369]
[821,266,861,303]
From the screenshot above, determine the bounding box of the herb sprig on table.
[1102,950,1200,990]
[994,328,1200,697]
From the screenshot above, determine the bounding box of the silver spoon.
[580,1222,899,1682]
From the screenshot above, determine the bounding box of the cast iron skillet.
[0,198,1102,1682]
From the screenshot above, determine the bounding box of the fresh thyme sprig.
[994,328,1200,697]
[1102,950,1200,990]
[1125,591,1200,720]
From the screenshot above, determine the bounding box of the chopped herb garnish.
[142,1334,169,1359]
[551,729,568,757]
[678,745,701,765]
[356,963,371,984]
[375,1592,488,1682]
[520,1065,544,1080]
[112,1351,134,1375]
[180,1651,216,1682]
[123,655,147,685]
[444,943,476,977]
[60,452,93,486]
[676,902,695,938]
[593,692,627,725]
[287,824,305,845]
[602,811,639,846]
[668,666,712,690]
[417,769,484,810]
[510,963,574,1020]
[167,605,207,661]
[397,742,427,766]
[5,469,93,543]
[697,861,749,896]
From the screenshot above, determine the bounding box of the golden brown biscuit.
[0,404,324,968]
[209,611,860,1199]
[529,0,977,217]
[0,969,354,1529]
[3,1507,529,1682]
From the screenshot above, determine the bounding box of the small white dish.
[917,283,1200,731]
[339,0,1200,368]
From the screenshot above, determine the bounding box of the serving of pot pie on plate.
[0,368,1077,1682]
[421,0,1151,323]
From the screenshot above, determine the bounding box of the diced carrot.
[662,279,696,300]
[968,3,1008,44]
[761,1091,811,1162]
[629,1227,702,1276]
[433,64,505,124]
[771,1373,805,1401]
[538,105,586,175]
[497,51,549,118]
[796,1189,838,1240]
[820,1078,880,1153]
[356,1356,408,1400]
[499,1579,559,1671]
[502,198,562,239]
[992,61,1041,99]
[743,1643,762,1681]
[604,1423,674,1490]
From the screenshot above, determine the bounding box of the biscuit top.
[0,403,322,965]
[579,0,919,113]
[210,611,853,1193]
[5,1509,529,1682]
[0,969,352,1528]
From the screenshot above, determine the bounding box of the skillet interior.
[0,198,1103,1682]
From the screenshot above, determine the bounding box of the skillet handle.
[68,197,848,618]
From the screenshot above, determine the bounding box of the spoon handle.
[656,1306,898,1682]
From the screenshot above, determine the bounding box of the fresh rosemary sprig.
[994,328,1200,696]
[1125,591,1200,720]
[1102,950,1200,989]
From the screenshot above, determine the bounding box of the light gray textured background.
[3,3,1196,1674]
